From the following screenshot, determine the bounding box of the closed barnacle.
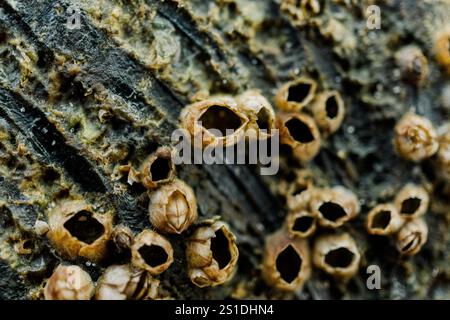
[394,184,429,220]
[396,218,428,257]
[139,146,175,189]
[95,264,159,300]
[148,178,197,234]
[111,225,134,253]
[46,200,113,262]
[284,210,317,238]
[434,27,450,75]
[313,233,361,281]
[131,230,173,275]
[275,77,317,112]
[186,219,239,287]
[180,96,249,147]
[44,265,94,300]
[366,203,404,236]
[236,90,276,139]
[276,112,321,161]
[261,229,311,292]
[394,113,439,162]
[395,46,429,86]
[310,186,360,228]
[311,90,345,134]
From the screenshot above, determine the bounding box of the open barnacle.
[396,218,428,257]
[139,146,176,189]
[262,229,311,291]
[95,264,159,300]
[275,77,317,112]
[276,112,321,162]
[310,186,360,228]
[186,219,239,287]
[366,203,404,236]
[131,230,173,275]
[284,210,317,238]
[311,90,346,134]
[394,113,439,162]
[148,178,198,234]
[44,265,94,300]
[180,95,248,147]
[236,90,276,140]
[394,184,429,220]
[313,233,361,281]
[46,200,113,262]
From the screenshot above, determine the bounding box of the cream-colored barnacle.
[366,203,404,236]
[276,112,321,162]
[394,184,429,220]
[186,219,239,288]
[396,218,428,257]
[275,77,317,112]
[313,233,361,281]
[236,90,276,140]
[131,230,174,275]
[180,96,249,147]
[44,265,94,300]
[261,229,311,291]
[148,178,198,234]
[310,186,360,228]
[394,113,439,162]
[139,146,176,189]
[311,90,345,135]
[46,200,113,262]
[95,264,159,300]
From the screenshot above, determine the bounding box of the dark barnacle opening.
[138,245,169,267]
[64,211,105,244]
[199,105,243,136]
[286,118,314,143]
[324,248,354,268]
[292,216,314,233]
[287,82,312,104]
[371,210,391,229]
[150,157,171,181]
[276,245,302,283]
[326,95,339,119]
[319,202,347,222]
[256,107,271,131]
[211,228,232,269]
[400,198,421,215]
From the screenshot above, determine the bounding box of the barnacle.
[44,265,94,300]
[394,113,439,162]
[313,233,361,281]
[366,203,404,236]
[180,96,249,147]
[139,146,176,189]
[262,229,311,291]
[275,77,317,112]
[396,218,428,257]
[395,46,429,86]
[46,200,114,262]
[131,230,174,275]
[186,219,239,287]
[148,178,198,234]
[394,184,429,220]
[310,186,360,229]
[311,90,346,135]
[277,112,321,161]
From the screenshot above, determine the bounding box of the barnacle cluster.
[366,184,430,257]
[264,177,361,291]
